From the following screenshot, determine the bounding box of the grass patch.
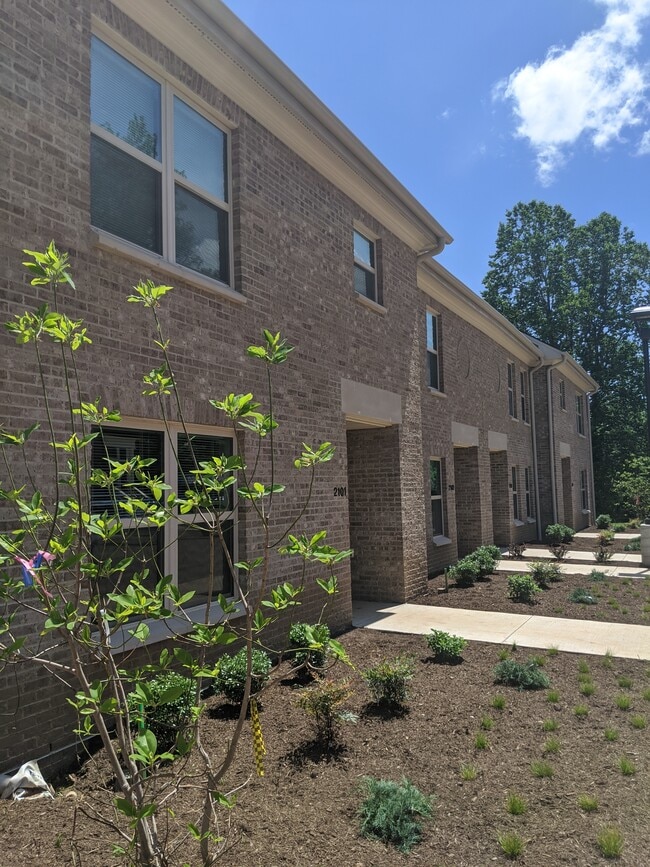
[542,718,558,732]
[630,714,646,729]
[578,794,599,812]
[578,660,590,674]
[615,695,632,711]
[602,650,614,669]
[505,793,527,815]
[547,689,560,703]
[580,682,596,697]
[574,704,589,718]
[480,715,494,731]
[498,831,525,859]
[642,688,650,702]
[474,732,489,750]
[531,760,554,778]
[617,676,632,689]
[619,756,636,776]
[604,727,619,742]
[460,763,478,781]
[543,737,561,755]
[491,694,506,710]
[547,645,559,656]
[597,827,624,859]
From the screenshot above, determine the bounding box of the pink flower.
[15,551,54,587]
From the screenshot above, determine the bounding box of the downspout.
[417,239,446,260]
[585,387,599,515]
[528,357,545,540]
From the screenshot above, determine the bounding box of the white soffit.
[452,421,479,447]
[104,0,451,254]
[341,379,402,427]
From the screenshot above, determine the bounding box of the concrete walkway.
[575,531,639,539]
[496,558,650,579]
[502,547,641,565]
[353,599,650,660]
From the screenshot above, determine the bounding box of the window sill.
[582,509,591,516]
[523,421,531,427]
[433,535,452,546]
[514,519,525,527]
[355,292,386,315]
[578,433,587,439]
[96,598,245,654]
[526,517,536,524]
[92,228,247,306]
[428,387,447,399]
[509,416,519,423]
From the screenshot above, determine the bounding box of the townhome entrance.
[561,457,573,526]
[490,450,510,546]
[453,445,483,557]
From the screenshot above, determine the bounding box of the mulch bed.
[2,628,650,866]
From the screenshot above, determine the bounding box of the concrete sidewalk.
[502,548,641,565]
[496,559,649,579]
[353,599,650,660]
[575,531,639,539]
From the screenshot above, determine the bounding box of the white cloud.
[638,128,650,152]
[496,0,650,184]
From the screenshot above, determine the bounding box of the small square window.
[353,229,378,302]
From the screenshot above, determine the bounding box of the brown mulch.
[2,628,650,866]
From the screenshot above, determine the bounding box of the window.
[580,469,589,511]
[520,371,528,423]
[507,362,517,418]
[430,459,444,537]
[426,311,440,390]
[353,229,378,302]
[511,466,519,521]
[525,466,534,519]
[576,395,585,435]
[90,423,235,610]
[559,379,566,411]
[90,36,231,284]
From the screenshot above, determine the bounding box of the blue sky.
[223,0,650,294]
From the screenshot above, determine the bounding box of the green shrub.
[449,555,481,587]
[598,529,615,545]
[296,678,357,746]
[213,648,272,704]
[595,514,612,529]
[288,621,330,671]
[507,574,541,603]
[426,629,467,663]
[594,544,613,563]
[611,522,628,532]
[362,656,415,707]
[545,523,575,544]
[624,536,641,551]
[494,658,550,690]
[597,826,624,858]
[549,543,569,560]
[358,777,433,853]
[508,541,527,559]
[627,517,641,529]
[528,560,563,587]
[589,568,607,582]
[127,672,196,752]
[473,545,501,576]
[570,587,597,605]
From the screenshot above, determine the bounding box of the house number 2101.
[333,486,347,497]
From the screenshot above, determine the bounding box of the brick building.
[0,0,596,770]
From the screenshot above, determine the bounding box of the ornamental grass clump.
[597,826,624,859]
[494,658,550,690]
[358,777,433,853]
[425,629,467,663]
[362,656,416,708]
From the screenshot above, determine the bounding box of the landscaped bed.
[2,628,649,865]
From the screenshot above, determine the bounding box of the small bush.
[547,645,559,656]
[624,536,641,551]
[505,793,527,815]
[362,656,415,708]
[213,648,272,705]
[288,621,331,671]
[507,574,541,603]
[545,523,575,544]
[508,541,527,559]
[594,544,613,563]
[531,760,554,778]
[127,672,195,752]
[498,831,525,859]
[570,588,597,605]
[528,560,562,588]
[611,522,628,532]
[578,660,590,674]
[598,529,615,545]
[426,629,467,663]
[494,658,550,690]
[449,555,482,587]
[602,650,614,669]
[549,543,569,560]
[589,568,607,582]
[619,756,636,775]
[472,545,500,577]
[597,826,624,859]
[627,517,641,529]
[296,678,357,746]
[642,688,650,702]
[595,514,612,529]
[358,777,433,853]
[578,794,599,812]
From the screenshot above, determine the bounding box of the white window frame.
[429,458,447,542]
[353,228,378,303]
[559,379,567,411]
[507,362,517,418]
[525,466,533,519]
[576,394,585,435]
[426,310,440,391]
[90,33,233,288]
[91,418,238,645]
[580,468,589,511]
[520,371,528,423]
[512,465,520,521]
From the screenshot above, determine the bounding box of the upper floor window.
[559,379,566,411]
[90,423,235,612]
[525,466,533,519]
[426,311,440,390]
[430,459,445,537]
[507,362,517,418]
[353,229,378,302]
[576,394,585,435]
[580,468,589,511]
[90,36,230,284]
[520,371,528,423]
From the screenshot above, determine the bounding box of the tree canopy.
[483,201,650,515]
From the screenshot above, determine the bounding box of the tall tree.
[483,201,650,515]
